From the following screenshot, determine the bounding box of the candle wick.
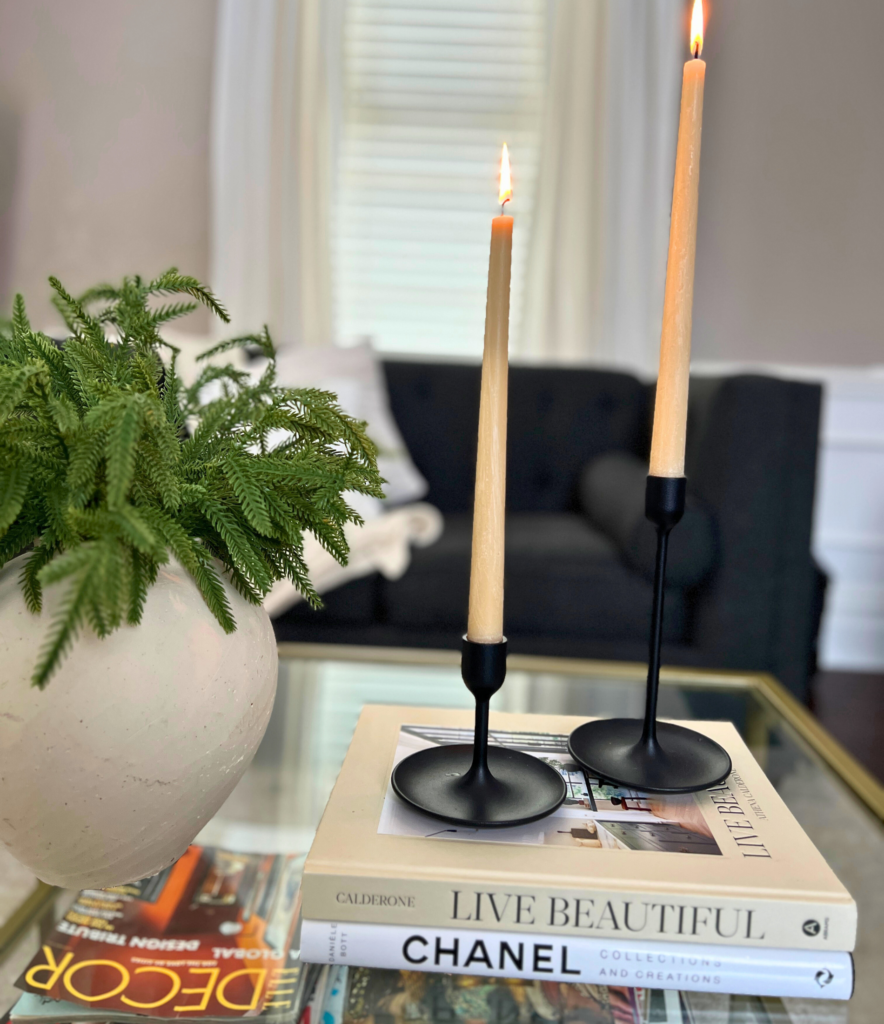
[692,42,700,58]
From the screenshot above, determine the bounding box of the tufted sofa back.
[382,360,650,514]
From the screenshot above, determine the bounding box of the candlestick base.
[568,718,731,794]
[391,638,566,827]
[392,743,567,828]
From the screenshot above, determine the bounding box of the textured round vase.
[0,555,278,889]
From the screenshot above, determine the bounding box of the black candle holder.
[392,637,566,827]
[568,476,732,793]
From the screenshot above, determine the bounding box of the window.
[333,0,548,357]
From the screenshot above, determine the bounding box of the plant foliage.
[0,270,384,687]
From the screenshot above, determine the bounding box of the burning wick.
[499,143,512,214]
[691,0,704,59]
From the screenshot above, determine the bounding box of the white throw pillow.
[273,342,428,507]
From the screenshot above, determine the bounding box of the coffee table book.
[301,706,856,953]
[299,919,853,1000]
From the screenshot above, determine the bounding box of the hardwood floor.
[811,671,884,785]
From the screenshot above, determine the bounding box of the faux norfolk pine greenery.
[0,269,384,687]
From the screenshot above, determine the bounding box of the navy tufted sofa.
[273,361,824,701]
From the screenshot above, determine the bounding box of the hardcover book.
[300,919,853,1000]
[301,706,856,952]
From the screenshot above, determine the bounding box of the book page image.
[378,726,723,855]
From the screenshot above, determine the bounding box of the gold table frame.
[3,643,882,966]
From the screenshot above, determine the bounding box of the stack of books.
[4,706,856,1024]
[298,706,857,1010]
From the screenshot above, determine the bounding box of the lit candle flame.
[498,143,512,208]
[690,0,704,58]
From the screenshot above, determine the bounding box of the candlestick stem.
[391,639,566,826]
[468,695,491,781]
[460,638,505,790]
[639,475,684,746]
[641,526,669,748]
[568,476,732,794]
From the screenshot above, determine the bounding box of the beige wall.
[0,0,216,330]
[0,0,881,364]
[693,0,884,366]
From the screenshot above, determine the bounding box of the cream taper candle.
[467,146,513,644]
[649,0,706,479]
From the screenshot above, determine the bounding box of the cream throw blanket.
[262,501,443,618]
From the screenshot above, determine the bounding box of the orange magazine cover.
[16,846,304,1020]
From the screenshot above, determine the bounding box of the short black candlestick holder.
[392,637,566,827]
[568,476,732,793]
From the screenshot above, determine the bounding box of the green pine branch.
[0,269,384,687]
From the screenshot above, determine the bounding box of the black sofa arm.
[686,375,822,698]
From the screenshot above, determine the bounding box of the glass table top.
[2,644,883,1024]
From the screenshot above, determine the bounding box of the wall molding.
[818,532,884,552]
[824,435,884,452]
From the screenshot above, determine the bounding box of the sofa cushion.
[382,361,650,514]
[506,368,651,513]
[380,512,687,643]
[580,453,717,588]
[379,514,473,631]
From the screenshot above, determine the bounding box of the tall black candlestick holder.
[568,476,732,793]
[392,637,566,827]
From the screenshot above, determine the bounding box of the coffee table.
[2,644,882,1023]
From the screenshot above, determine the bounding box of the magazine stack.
[297,705,857,1020]
[1,842,733,1024]
[7,846,320,1024]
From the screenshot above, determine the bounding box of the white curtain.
[519,0,684,372]
[211,0,344,345]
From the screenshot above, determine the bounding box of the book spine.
[302,873,856,952]
[301,919,853,1001]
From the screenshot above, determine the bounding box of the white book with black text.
[300,918,853,1001]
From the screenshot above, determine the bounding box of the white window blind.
[333,0,548,357]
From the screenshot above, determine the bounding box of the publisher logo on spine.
[802,919,821,937]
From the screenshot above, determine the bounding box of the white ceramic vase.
[0,555,278,889]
